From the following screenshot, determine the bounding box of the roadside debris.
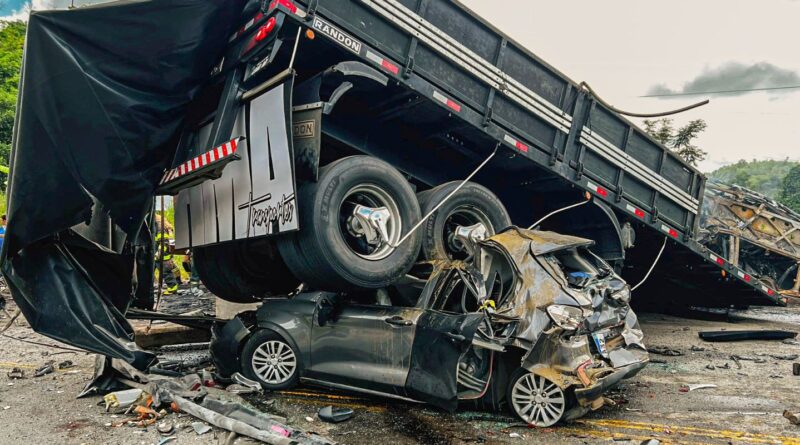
[679,384,717,392]
[226,372,263,394]
[699,330,797,342]
[784,410,800,425]
[57,360,75,370]
[318,406,354,423]
[103,388,146,412]
[192,422,212,435]
[84,356,332,444]
[647,346,683,356]
[794,363,800,376]
[6,367,24,379]
[34,361,54,377]
[731,354,767,364]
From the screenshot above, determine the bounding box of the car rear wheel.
[277,155,422,290]
[240,329,300,391]
[507,369,567,427]
[417,181,511,261]
[194,239,300,303]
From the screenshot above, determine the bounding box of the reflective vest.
[155,232,172,261]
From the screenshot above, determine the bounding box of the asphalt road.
[1,303,800,444]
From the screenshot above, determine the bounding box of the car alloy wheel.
[251,340,297,385]
[510,372,566,427]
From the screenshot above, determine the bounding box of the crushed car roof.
[483,227,594,257]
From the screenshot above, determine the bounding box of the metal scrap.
[647,346,683,356]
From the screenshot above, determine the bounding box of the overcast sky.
[3,0,798,172]
[461,0,800,172]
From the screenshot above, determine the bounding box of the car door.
[308,298,422,395]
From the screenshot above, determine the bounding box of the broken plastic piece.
[192,422,212,435]
[231,372,262,392]
[103,388,145,412]
[679,383,717,392]
[34,361,54,377]
[318,406,354,423]
[699,330,797,342]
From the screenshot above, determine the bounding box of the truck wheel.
[417,181,511,261]
[194,239,300,303]
[278,155,422,290]
[240,329,300,391]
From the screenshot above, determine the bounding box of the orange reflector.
[305,29,315,40]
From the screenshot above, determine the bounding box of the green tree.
[780,165,800,213]
[0,20,26,189]
[643,118,708,167]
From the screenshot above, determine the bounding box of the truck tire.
[277,155,422,290]
[194,239,300,303]
[417,181,511,261]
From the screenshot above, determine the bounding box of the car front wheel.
[240,330,300,391]
[507,369,568,427]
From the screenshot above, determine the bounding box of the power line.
[641,84,800,98]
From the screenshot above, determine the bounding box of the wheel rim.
[511,373,566,427]
[339,184,402,261]
[443,206,493,260]
[251,340,297,385]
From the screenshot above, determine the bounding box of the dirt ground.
[2,301,800,445]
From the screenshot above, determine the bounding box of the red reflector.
[634,208,645,218]
[596,187,608,198]
[381,60,399,75]
[715,257,724,265]
[446,99,461,112]
[255,17,277,41]
[515,141,529,153]
[768,289,775,296]
[669,229,678,238]
[269,0,297,14]
[743,274,751,282]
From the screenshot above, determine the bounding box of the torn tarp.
[3,0,246,368]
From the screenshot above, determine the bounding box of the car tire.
[240,329,300,391]
[507,368,569,427]
[278,155,422,290]
[417,181,511,261]
[194,239,300,303]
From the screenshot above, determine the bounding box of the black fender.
[292,61,389,181]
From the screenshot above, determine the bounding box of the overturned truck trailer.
[700,181,800,299]
[3,0,789,368]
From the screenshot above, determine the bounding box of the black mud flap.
[404,311,484,412]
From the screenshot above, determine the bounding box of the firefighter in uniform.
[154,217,179,296]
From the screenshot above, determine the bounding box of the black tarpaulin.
[2,0,246,368]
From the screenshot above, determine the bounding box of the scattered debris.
[34,361,54,377]
[226,372,262,394]
[699,330,798,342]
[192,422,212,435]
[157,420,175,435]
[679,384,717,392]
[318,406,354,423]
[769,354,799,361]
[57,360,75,369]
[784,410,800,425]
[690,345,706,352]
[794,363,800,376]
[705,364,715,370]
[647,346,683,356]
[157,437,176,445]
[509,432,522,438]
[783,339,800,346]
[103,388,146,412]
[6,367,25,379]
[731,355,767,364]
[641,440,661,445]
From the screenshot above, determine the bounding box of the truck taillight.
[255,17,277,42]
[268,0,297,14]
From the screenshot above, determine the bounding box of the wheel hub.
[511,373,566,427]
[251,340,297,385]
[349,205,392,247]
